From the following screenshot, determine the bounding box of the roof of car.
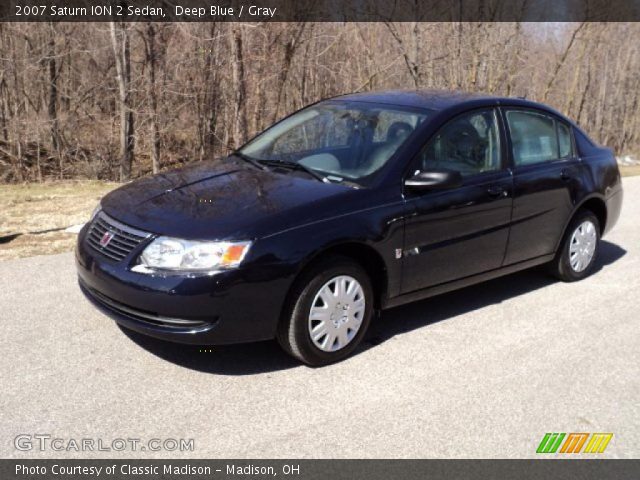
[335,89,530,111]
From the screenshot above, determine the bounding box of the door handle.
[487,186,507,198]
[560,169,572,181]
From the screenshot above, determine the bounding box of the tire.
[277,256,374,366]
[549,209,600,282]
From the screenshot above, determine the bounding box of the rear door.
[400,107,513,293]
[501,108,580,264]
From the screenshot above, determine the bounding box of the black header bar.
[2,0,640,22]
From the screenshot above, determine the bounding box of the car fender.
[554,193,607,253]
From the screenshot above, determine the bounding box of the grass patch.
[0,181,119,261]
[620,165,640,177]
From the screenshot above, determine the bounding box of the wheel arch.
[555,195,607,251]
[579,197,608,235]
[287,241,389,311]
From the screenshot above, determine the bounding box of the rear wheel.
[549,209,600,282]
[277,256,373,366]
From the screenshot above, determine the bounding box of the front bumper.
[76,223,291,345]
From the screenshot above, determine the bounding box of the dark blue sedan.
[77,90,623,365]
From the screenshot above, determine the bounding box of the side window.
[418,109,501,177]
[373,110,420,143]
[506,110,564,166]
[557,122,574,158]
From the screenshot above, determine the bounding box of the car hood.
[100,157,357,240]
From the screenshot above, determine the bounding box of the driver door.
[401,108,513,294]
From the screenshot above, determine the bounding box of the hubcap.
[569,220,597,273]
[308,275,366,352]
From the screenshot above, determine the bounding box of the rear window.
[506,110,575,166]
[506,111,558,165]
[557,122,573,158]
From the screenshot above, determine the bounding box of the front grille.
[86,211,151,262]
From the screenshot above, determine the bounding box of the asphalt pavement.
[1,177,639,459]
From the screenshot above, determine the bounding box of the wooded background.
[0,22,638,183]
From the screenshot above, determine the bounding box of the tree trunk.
[46,23,59,152]
[146,23,160,174]
[110,21,134,181]
[230,25,247,150]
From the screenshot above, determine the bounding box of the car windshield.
[239,101,433,186]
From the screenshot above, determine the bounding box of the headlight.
[134,237,251,273]
[90,203,101,221]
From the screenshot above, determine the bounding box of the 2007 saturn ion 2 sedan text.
[77,90,623,365]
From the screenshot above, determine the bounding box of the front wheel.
[549,209,600,282]
[277,256,374,366]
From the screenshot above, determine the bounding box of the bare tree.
[141,22,162,173]
[229,24,248,149]
[109,21,134,181]
[1,22,639,184]
[45,23,60,161]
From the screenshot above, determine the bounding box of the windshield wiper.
[233,153,329,183]
[260,159,329,183]
[232,152,268,171]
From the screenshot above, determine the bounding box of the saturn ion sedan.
[76,90,623,365]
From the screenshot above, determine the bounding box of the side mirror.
[404,168,463,192]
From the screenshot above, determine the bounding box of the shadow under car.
[116,240,626,375]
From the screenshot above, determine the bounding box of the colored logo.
[536,433,613,454]
[100,231,115,247]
